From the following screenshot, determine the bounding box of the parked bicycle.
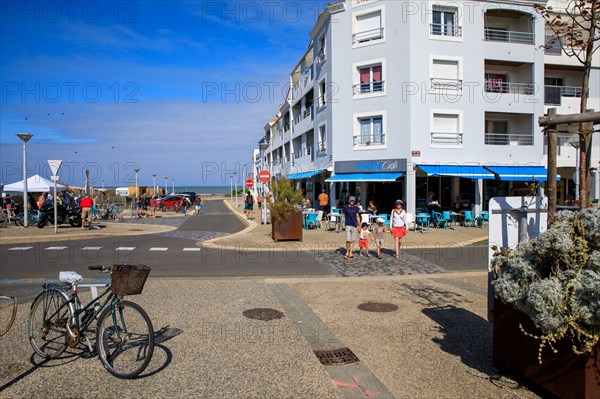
[14,210,41,226]
[28,264,154,379]
[0,296,17,336]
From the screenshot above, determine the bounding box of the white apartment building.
[255,0,600,215]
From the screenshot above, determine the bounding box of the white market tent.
[3,174,66,192]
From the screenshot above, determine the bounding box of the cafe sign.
[335,159,407,174]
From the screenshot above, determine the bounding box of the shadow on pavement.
[137,325,183,379]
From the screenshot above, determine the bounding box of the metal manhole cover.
[242,308,285,321]
[314,348,360,365]
[357,302,399,313]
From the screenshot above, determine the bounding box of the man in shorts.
[341,196,360,259]
[80,194,93,229]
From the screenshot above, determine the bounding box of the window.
[544,77,564,105]
[317,35,326,63]
[431,113,462,145]
[355,116,384,146]
[354,11,383,43]
[431,59,461,89]
[318,80,326,107]
[432,7,460,37]
[318,125,327,153]
[357,65,383,94]
[485,120,509,145]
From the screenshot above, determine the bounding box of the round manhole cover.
[242,308,285,321]
[357,302,399,313]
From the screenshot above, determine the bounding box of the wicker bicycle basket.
[110,264,151,296]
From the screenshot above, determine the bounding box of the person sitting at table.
[302,198,312,209]
[356,201,364,212]
[367,200,377,214]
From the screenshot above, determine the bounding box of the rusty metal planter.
[271,211,303,242]
[493,298,600,399]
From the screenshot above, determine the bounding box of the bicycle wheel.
[96,300,154,379]
[28,289,73,358]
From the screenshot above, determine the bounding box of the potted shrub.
[269,177,303,242]
[491,206,599,399]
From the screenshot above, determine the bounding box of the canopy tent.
[3,174,66,192]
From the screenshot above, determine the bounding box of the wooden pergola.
[539,108,600,216]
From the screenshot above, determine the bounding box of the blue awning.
[417,164,494,180]
[484,165,559,181]
[325,172,404,182]
[286,169,326,180]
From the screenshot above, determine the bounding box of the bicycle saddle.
[59,271,83,284]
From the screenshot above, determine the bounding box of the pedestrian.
[341,196,360,259]
[367,200,377,214]
[390,199,407,260]
[181,196,190,215]
[193,195,203,215]
[373,217,385,259]
[150,196,157,217]
[244,191,254,220]
[257,193,262,209]
[358,222,373,257]
[136,196,144,217]
[80,194,93,229]
[75,193,82,206]
[318,189,329,214]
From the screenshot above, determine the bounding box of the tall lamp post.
[259,141,269,224]
[134,168,140,199]
[152,174,157,196]
[16,133,33,227]
[233,171,238,208]
[164,177,168,196]
[172,178,175,194]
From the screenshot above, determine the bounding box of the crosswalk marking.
[8,247,33,251]
[81,247,102,250]
[182,248,201,252]
[44,246,68,250]
[115,247,136,251]
[149,247,168,251]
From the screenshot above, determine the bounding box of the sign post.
[48,160,63,233]
[258,170,270,225]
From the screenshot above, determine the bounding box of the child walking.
[358,222,373,257]
[373,218,385,259]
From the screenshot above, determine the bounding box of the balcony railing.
[430,78,463,90]
[316,48,326,64]
[544,85,583,105]
[484,28,534,45]
[293,146,314,161]
[485,133,534,146]
[317,95,326,107]
[352,27,384,44]
[283,122,290,132]
[484,80,534,95]
[303,105,313,120]
[430,132,463,145]
[354,134,385,146]
[353,81,385,95]
[430,23,462,37]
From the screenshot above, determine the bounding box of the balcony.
[293,146,314,162]
[353,81,385,95]
[317,95,326,108]
[316,48,326,64]
[430,23,462,38]
[317,142,327,155]
[354,134,385,147]
[544,85,583,106]
[484,80,534,95]
[352,28,384,44]
[484,28,534,45]
[283,122,290,133]
[484,133,533,146]
[430,132,463,145]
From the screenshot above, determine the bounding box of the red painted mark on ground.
[332,380,359,388]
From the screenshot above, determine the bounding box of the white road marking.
[44,246,68,250]
[81,247,102,250]
[115,247,136,251]
[8,247,33,251]
[182,248,201,252]
[149,247,168,251]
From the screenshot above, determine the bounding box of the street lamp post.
[172,178,175,194]
[152,174,157,196]
[164,177,168,196]
[134,168,140,199]
[16,133,33,227]
[233,171,238,208]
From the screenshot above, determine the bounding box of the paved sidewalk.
[0,273,539,398]
[206,200,488,251]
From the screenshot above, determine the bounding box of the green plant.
[492,206,600,363]
[269,177,302,223]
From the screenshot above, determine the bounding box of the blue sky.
[1,1,327,187]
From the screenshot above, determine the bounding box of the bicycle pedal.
[84,335,94,353]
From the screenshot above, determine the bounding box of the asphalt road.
[0,199,488,301]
